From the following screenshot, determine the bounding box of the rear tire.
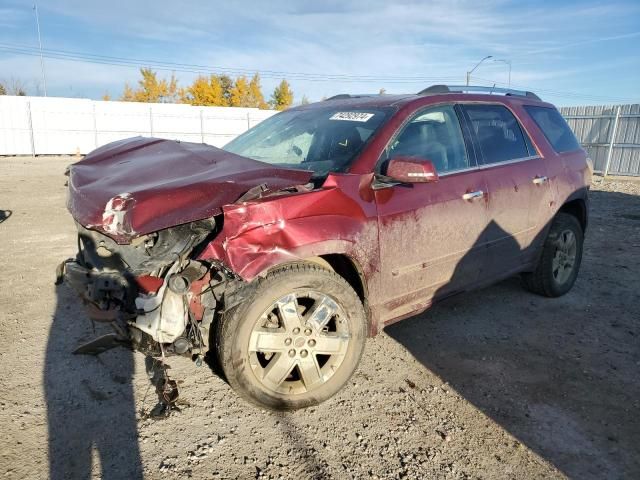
[214,262,367,410]
[522,212,583,297]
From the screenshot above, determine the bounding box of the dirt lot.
[0,156,639,480]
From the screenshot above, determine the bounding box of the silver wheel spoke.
[565,231,575,249]
[306,296,339,331]
[249,329,288,353]
[248,290,351,395]
[298,355,323,388]
[314,333,350,355]
[262,353,295,389]
[276,294,302,331]
[553,228,578,284]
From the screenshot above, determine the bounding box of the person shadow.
[45,282,144,479]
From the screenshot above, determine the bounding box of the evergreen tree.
[218,75,233,106]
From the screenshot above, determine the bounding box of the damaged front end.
[59,218,238,361]
[59,137,312,362]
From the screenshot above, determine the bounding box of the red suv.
[61,85,591,409]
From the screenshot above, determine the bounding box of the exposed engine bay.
[58,218,243,364]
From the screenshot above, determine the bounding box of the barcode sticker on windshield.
[329,112,375,122]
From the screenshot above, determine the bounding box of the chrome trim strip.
[439,155,541,177]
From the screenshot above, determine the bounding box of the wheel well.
[312,254,367,303]
[559,199,587,231]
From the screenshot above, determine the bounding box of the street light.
[466,55,492,86]
[494,59,512,87]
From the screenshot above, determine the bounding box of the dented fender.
[198,174,381,284]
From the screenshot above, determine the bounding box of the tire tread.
[522,213,583,297]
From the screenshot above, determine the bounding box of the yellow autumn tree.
[120,68,180,103]
[248,73,269,109]
[182,75,227,106]
[121,83,136,101]
[270,79,294,110]
[229,76,251,107]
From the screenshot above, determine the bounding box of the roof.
[298,85,551,111]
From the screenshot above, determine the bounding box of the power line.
[0,42,460,83]
[1,41,637,103]
[471,76,640,103]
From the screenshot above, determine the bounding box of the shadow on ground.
[43,189,640,478]
[387,189,640,479]
[45,284,143,479]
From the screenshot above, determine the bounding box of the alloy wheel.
[247,292,351,395]
[552,229,577,285]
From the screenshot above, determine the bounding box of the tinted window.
[386,105,470,173]
[525,105,581,153]
[463,104,531,164]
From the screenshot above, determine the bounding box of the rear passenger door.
[460,103,554,277]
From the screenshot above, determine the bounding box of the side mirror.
[386,156,438,183]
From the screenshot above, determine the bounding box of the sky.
[0,0,639,106]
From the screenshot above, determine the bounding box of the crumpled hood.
[67,137,312,243]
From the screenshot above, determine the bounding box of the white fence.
[560,104,640,177]
[0,96,277,155]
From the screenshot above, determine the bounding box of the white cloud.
[1,0,638,103]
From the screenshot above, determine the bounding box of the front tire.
[214,262,367,410]
[522,212,584,297]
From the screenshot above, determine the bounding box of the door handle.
[462,190,484,201]
[532,176,549,185]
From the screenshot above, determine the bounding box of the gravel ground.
[0,156,638,480]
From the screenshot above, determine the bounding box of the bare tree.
[0,77,29,96]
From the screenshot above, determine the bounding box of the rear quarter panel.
[516,101,591,216]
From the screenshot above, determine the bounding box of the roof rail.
[324,93,378,101]
[325,94,352,100]
[418,84,541,101]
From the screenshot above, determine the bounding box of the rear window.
[524,106,581,153]
[462,104,532,164]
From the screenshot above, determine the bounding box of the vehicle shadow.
[0,209,11,224]
[45,283,143,479]
[386,190,640,479]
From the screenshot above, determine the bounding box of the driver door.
[374,104,490,322]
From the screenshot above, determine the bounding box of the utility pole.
[466,55,492,86]
[33,4,47,96]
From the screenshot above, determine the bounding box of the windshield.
[223,107,391,178]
